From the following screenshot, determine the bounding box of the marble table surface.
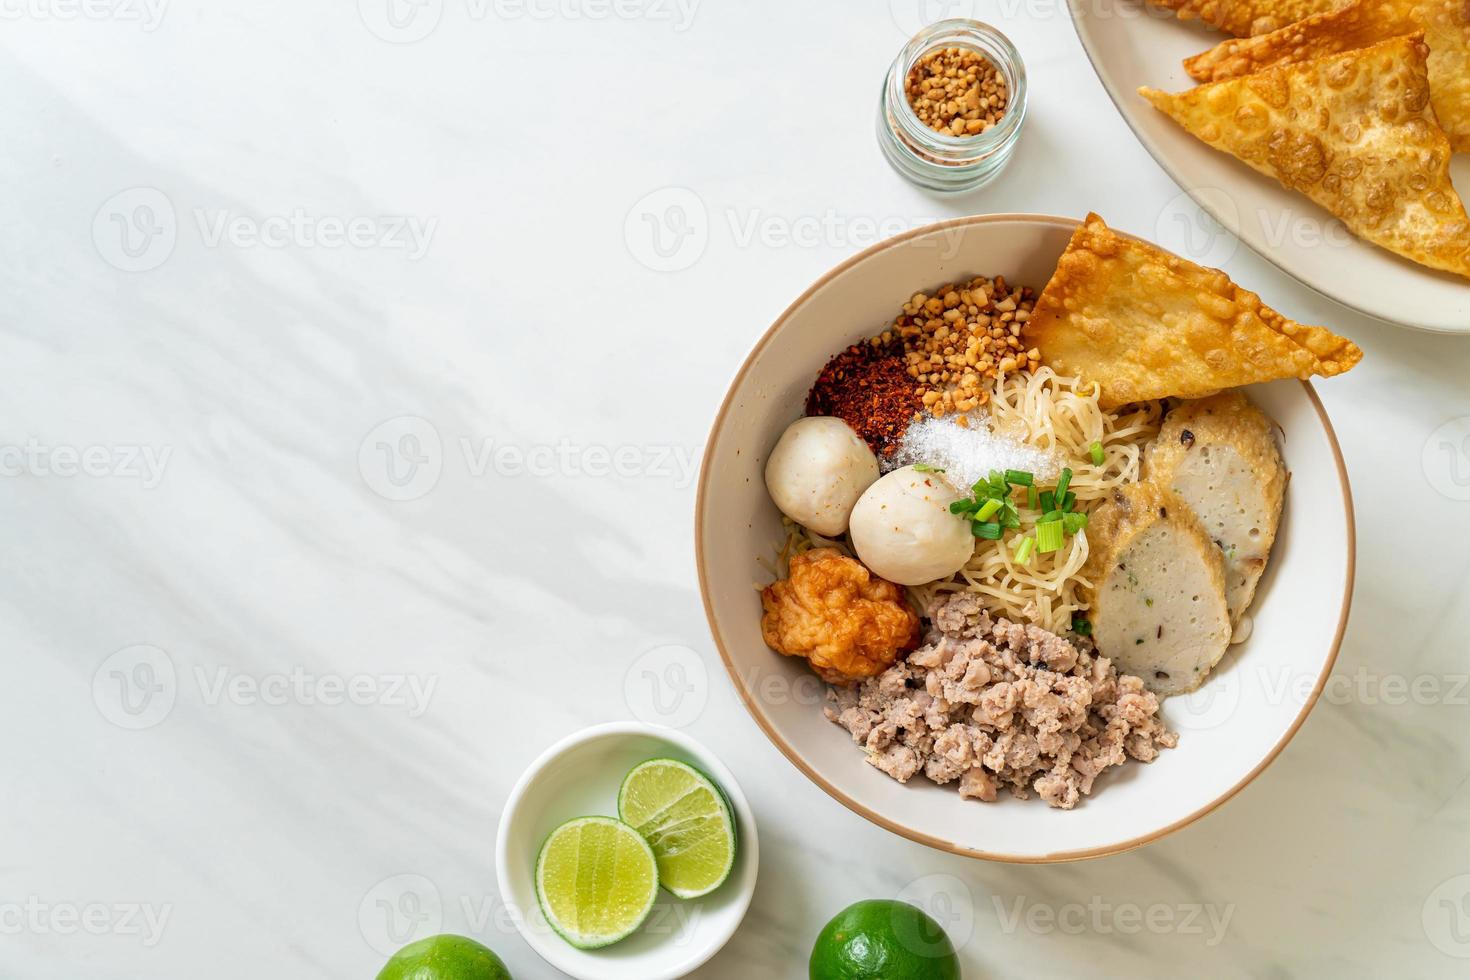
[4,2,1468,977]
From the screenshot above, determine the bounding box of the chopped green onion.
[1089,441,1105,467]
[1027,485,1038,510]
[1037,510,1063,524]
[1060,491,1076,512]
[1014,536,1035,564]
[949,499,978,515]
[999,502,1021,530]
[1054,467,1073,501]
[972,521,1003,540]
[1072,616,1092,636]
[914,463,945,473]
[1039,490,1055,512]
[974,498,1003,522]
[1062,511,1089,535]
[1036,519,1065,553]
[971,479,989,497]
[1004,469,1034,487]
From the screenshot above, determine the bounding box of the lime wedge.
[534,816,658,949]
[617,759,736,899]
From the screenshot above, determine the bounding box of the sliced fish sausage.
[1145,392,1287,625]
[1082,483,1232,696]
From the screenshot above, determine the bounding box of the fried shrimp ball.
[760,548,920,684]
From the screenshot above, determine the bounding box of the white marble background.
[2,1,1468,977]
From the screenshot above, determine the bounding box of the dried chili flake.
[805,340,923,457]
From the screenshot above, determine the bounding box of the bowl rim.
[694,211,1356,863]
[494,721,759,979]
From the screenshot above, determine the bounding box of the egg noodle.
[781,367,1162,635]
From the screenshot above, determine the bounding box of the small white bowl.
[496,722,758,980]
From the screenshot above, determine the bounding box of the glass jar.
[876,19,1028,193]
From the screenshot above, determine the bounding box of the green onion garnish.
[1027,485,1038,510]
[1004,469,1034,487]
[974,498,1003,522]
[1072,616,1092,636]
[1089,441,1105,467]
[1054,467,1073,501]
[1037,510,1063,524]
[1036,519,1065,554]
[949,499,977,515]
[1060,491,1076,512]
[972,521,1003,540]
[1038,490,1055,512]
[1062,511,1088,535]
[999,502,1021,529]
[1014,536,1035,564]
[914,463,945,473]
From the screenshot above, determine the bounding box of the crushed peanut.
[868,275,1040,418]
[905,46,1009,137]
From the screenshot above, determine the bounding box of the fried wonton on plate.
[1142,34,1470,278]
[1023,214,1362,409]
[1147,0,1346,37]
[1184,0,1470,152]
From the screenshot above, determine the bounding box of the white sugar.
[887,412,1059,491]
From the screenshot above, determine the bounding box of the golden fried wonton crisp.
[1142,34,1470,278]
[1023,214,1361,409]
[1147,0,1346,37]
[1184,0,1470,153]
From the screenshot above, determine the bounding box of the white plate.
[495,722,758,980]
[1067,0,1470,333]
[696,214,1354,863]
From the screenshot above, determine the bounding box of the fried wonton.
[1147,0,1346,37]
[1142,34,1470,278]
[1184,0,1470,152]
[1023,214,1362,409]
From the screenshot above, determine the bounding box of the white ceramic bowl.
[495,722,758,979]
[696,213,1354,863]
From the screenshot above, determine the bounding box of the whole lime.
[375,934,512,980]
[810,900,960,979]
